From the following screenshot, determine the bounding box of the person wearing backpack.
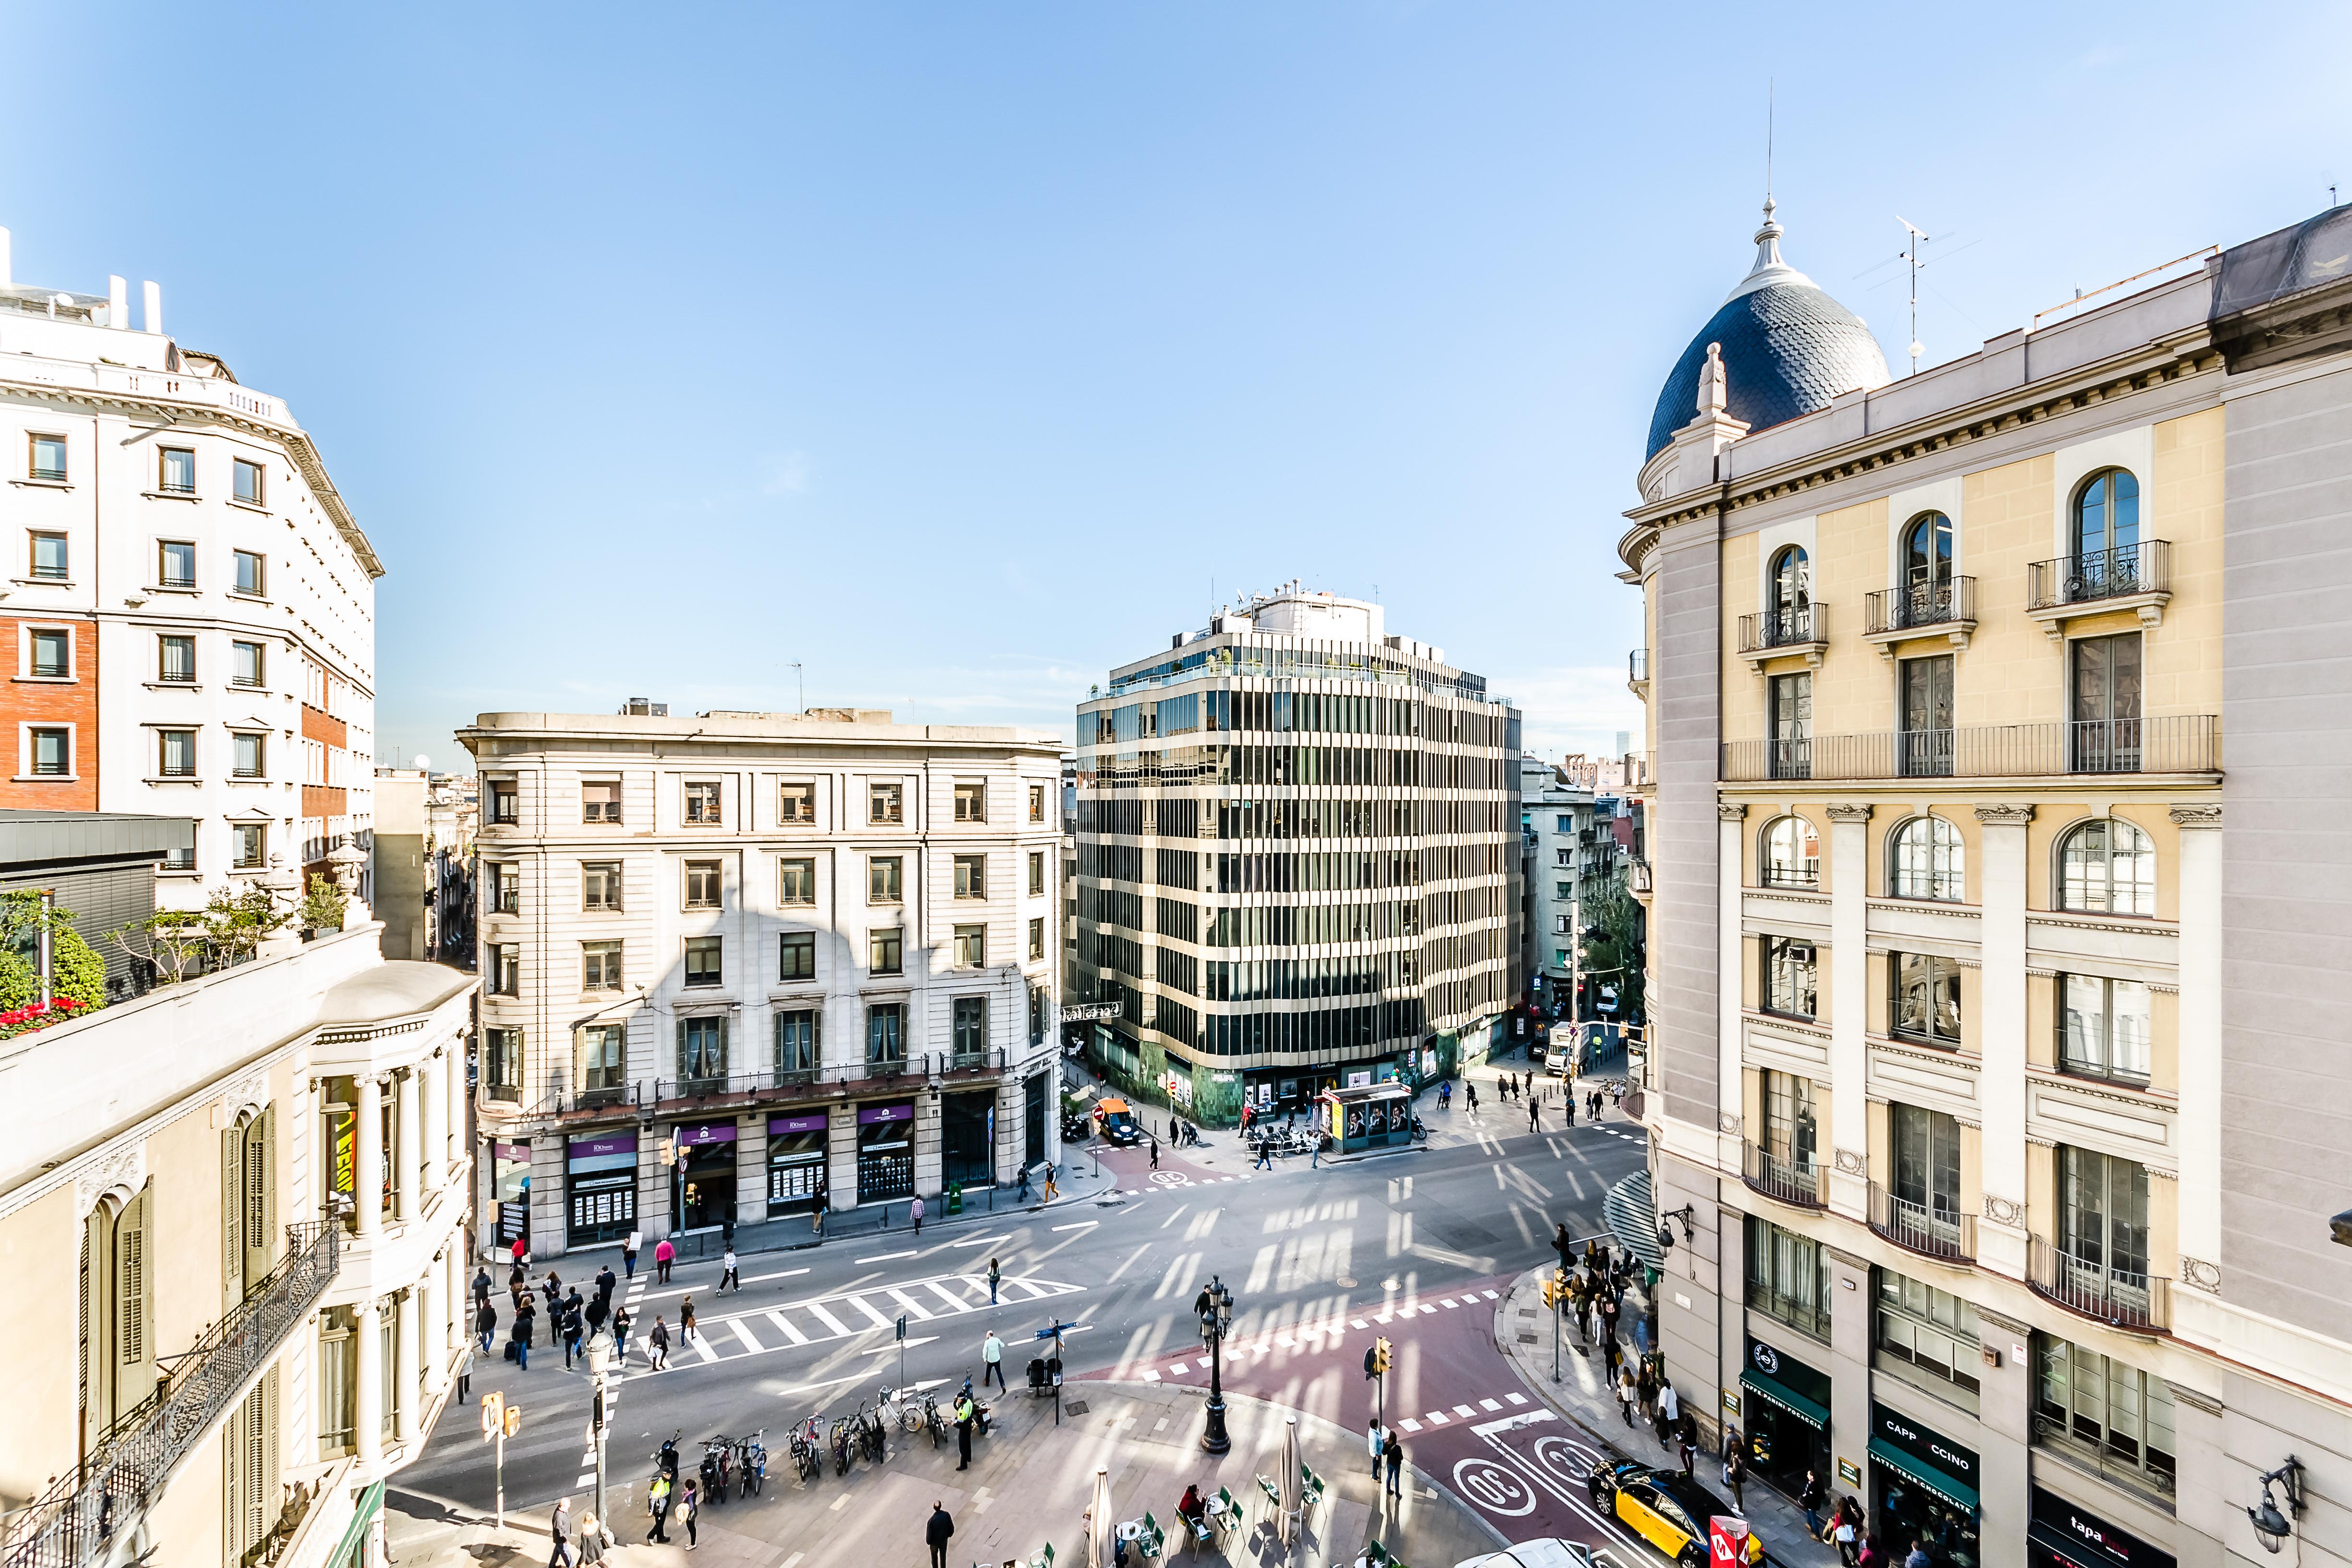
[676,1479,699,1549]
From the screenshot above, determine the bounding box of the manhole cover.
[1064,1400,1090,1416]
[1335,1277,1357,1289]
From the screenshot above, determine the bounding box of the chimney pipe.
[108,276,127,329]
[142,280,162,336]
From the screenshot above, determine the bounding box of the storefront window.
[674,1124,737,1231]
[856,1103,915,1203]
[1740,1336,1831,1502]
[566,1134,637,1246]
[766,1115,828,1211]
[1870,1404,1980,1568]
[491,1141,531,1247]
[942,1091,994,1187]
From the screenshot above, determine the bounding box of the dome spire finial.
[1752,198,1785,276]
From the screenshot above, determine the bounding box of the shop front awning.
[1868,1437,1978,1513]
[1740,1370,1828,1431]
[1603,1169,1664,1271]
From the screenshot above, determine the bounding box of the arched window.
[2071,468,2143,597]
[1769,546,1811,642]
[1899,511,1957,627]
[2058,818,2156,915]
[1889,814,1965,901]
[79,1186,151,1441]
[1761,814,1820,889]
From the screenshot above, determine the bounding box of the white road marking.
[844,1295,894,1329]
[925,1281,972,1313]
[1399,1418,1422,1432]
[858,1250,919,1264]
[1505,1392,1529,1405]
[1480,1398,1502,1411]
[803,1302,852,1336]
[886,1288,935,1320]
[949,1235,1004,1248]
[691,1334,721,1364]
[731,1320,764,1354]
[1052,1221,1097,1232]
[764,1311,810,1345]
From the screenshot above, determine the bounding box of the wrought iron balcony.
[1737,603,1828,663]
[1722,715,2219,782]
[2,1222,339,1568]
[1865,576,1978,637]
[1742,1142,1826,1210]
[2028,1234,2168,1334]
[2028,540,2171,612]
[1869,1182,1975,1262]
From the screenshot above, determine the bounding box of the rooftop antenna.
[1897,216,1930,374]
[1765,78,1774,206]
[789,662,804,714]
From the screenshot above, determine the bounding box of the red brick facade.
[0,616,98,809]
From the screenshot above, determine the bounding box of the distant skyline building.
[1072,585,1519,1121]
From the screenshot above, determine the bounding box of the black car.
[1585,1460,1733,1567]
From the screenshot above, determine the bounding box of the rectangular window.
[870,928,904,975]
[232,732,265,779]
[676,1017,727,1084]
[778,857,815,905]
[867,1003,905,1066]
[482,1028,523,1100]
[1029,850,1046,897]
[30,628,70,679]
[869,781,902,824]
[683,860,722,909]
[233,821,267,869]
[779,931,816,980]
[1761,1068,1818,1170]
[1029,917,1046,961]
[158,634,196,683]
[158,539,196,587]
[775,1009,819,1075]
[954,924,987,968]
[953,995,988,1058]
[2059,974,2152,1084]
[869,856,903,904]
[490,943,519,995]
[232,639,265,687]
[684,781,722,824]
[1029,784,1046,823]
[1763,936,1816,1018]
[778,782,815,823]
[2070,632,2144,773]
[683,936,723,988]
[1768,671,1813,778]
[1890,950,1962,1046]
[1744,1213,1832,1342]
[1875,1270,1982,1408]
[489,862,519,915]
[1556,880,1571,900]
[2034,1333,2176,1496]
[581,940,624,992]
[1890,1102,1962,1234]
[582,780,621,823]
[1899,655,1956,777]
[317,1311,355,1458]
[2059,1145,2152,1286]
[576,1024,626,1092]
[27,726,69,777]
[158,448,196,495]
[233,458,265,506]
[159,728,197,778]
[581,861,622,911]
[28,434,66,482]
[489,780,519,825]
[29,531,68,579]
[955,781,986,822]
[955,854,986,899]
[233,549,265,595]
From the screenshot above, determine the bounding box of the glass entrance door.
[2070,634,2143,772]
[1900,656,1954,777]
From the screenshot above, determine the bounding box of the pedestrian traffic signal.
[504,1403,522,1437]
[1373,1336,1392,1377]
[479,1391,504,1440]
[1541,1273,1557,1309]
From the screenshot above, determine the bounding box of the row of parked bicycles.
[649,1429,769,1504]
[653,1373,990,1495]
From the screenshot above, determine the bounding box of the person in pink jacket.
[655,1236,676,1283]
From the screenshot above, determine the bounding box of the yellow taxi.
[1584,1460,1733,1567]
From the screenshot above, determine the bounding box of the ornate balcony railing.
[1869,1182,1975,1262]
[2028,1234,2168,1334]
[1865,576,1978,635]
[1737,604,1826,655]
[1723,715,2219,782]
[1742,1142,1826,1210]
[521,1050,1020,1119]
[2,1222,339,1568]
[2028,540,2171,611]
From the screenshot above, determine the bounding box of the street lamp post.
[1196,1275,1235,1454]
[585,1329,614,1528]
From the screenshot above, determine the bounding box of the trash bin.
[948,1180,964,1216]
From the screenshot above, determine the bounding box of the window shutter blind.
[224,1128,244,1310]
[118,1200,146,1366]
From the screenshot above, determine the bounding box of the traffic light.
[1373,1337,1392,1377]
[1542,1268,1567,1311]
[1363,1345,1378,1380]
[504,1403,522,1437]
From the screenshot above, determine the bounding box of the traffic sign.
[479,1391,505,1440]
[504,1404,522,1437]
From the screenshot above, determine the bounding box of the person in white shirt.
[981,1330,1007,1391]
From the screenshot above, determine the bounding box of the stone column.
[448,1245,467,1354]
[2170,804,2223,1296]
[1826,805,1873,1219]
[392,1288,417,1446]
[1973,804,2033,1279]
[421,1053,447,1196]
[395,1068,421,1223]
[446,1033,467,1169]
[355,1295,383,1469]
[1716,804,1748,1173]
[420,1264,447,1396]
[355,1076,384,1238]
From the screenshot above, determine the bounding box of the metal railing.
[1723,715,2219,782]
[1737,603,1825,655]
[2,1222,339,1568]
[29,466,67,483]
[2028,540,2170,611]
[2028,1235,2168,1333]
[1869,1182,1975,1262]
[521,1048,1020,1118]
[1742,1142,1826,1209]
[1865,576,1977,635]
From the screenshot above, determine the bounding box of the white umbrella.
[1279,1416,1303,1545]
[1088,1466,1114,1568]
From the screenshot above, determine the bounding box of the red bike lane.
[1078,1274,1655,1562]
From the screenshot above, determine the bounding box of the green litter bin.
[947,1180,964,1216]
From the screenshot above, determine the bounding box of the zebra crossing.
[615,1270,1085,1376]
[1133,1287,1503,1381]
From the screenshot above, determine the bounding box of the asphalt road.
[394,1112,1647,1539]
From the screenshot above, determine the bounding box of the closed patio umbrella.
[1088,1466,1114,1568]
[1279,1416,1303,1545]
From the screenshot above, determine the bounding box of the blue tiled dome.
[1646,204,1890,460]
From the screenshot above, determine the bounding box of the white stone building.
[458,706,1065,1257]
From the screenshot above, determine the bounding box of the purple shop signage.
[492,1142,532,1163]
[856,1102,914,1126]
[676,1122,739,1147]
[568,1134,638,1160]
[770,1113,829,1136]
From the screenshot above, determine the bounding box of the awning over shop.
[1869,1437,1979,1513]
[1604,1169,1664,1270]
[1740,1370,1829,1431]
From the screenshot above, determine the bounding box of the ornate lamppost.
[1196,1275,1235,1453]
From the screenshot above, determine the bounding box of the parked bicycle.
[789,1415,824,1482]
[739,1429,767,1495]
[920,1394,948,1448]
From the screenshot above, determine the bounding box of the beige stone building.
[1622,201,2352,1565]
[0,920,475,1568]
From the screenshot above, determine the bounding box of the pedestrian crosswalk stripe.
[1440,1299,1458,1309]
[1142,1369,1160,1381]
[887,1288,934,1320]
[1423,1410,1449,1425]
[575,1471,595,1488]
[1480,1399,1501,1411]
[731,1320,764,1354]
[691,1333,721,1363]
[1350,1318,1368,1329]
[1505,1392,1528,1405]
[1399,1418,1422,1432]
[1452,1404,1475,1417]
[1481,1290,1499,1299]
[926,1281,973,1313]
[804,1302,852,1336]
[844,1296,894,1330]
[1167,1362,1189,1376]
[764,1310,809,1345]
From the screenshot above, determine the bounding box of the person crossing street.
[718,1248,739,1294]
[981,1330,1006,1392]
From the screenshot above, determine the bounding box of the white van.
[1544,1022,1578,1076]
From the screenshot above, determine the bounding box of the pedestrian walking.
[1677,1412,1698,1477]
[623,1233,640,1279]
[455,1342,473,1403]
[549,1498,575,1568]
[1565,1090,1576,1125]
[1830,1511,1858,1567]
[473,1267,492,1309]
[1723,1439,1747,1511]
[1383,1433,1404,1499]
[1799,1470,1826,1540]
[1528,1099,1541,1134]
[1602,1333,1621,1382]
[1254,1139,1273,1170]
[612,1304,631,1361]
[1466,1082,1479,1111]
[595,1264,616,1307]
[927,1501,956,1568]
[982,1330,1006,1392]
[1657,1375,1679,1430]
[1149,1139,1159,1171]
[955,1392,976,1470]
[509,1260,527,1311]
[1574,1289,1593,1346]
[577,1512,608,1566]
[1042,1167,1058,1201]
[1635,1364,1656,1423]
[1616,1367,1637,1427]
[1367,1419,1384,1477]
[1904,1540,1932,1568]
[477,1299,498,1354]
[912,1194,925,1236]
[988,1257,1002,1305]
[563,1304,583,1369]
[649,1316,670,1372]
[511,1304,534,1371]
[678,1479,698,1550]
[512,1234,530,1269]
[718,1248,739,1293]
[655,1237,675,1283]
[647,1474,673,1543]
[679,1295,696,1345]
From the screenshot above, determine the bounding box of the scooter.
[740,1429,767,1495]
[699,1440,729,1504]
[651,1429,682,1482]
[958,1372,995,1436]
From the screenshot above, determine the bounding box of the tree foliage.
[0,890,110,1023]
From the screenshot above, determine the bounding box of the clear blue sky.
[7,3,2346,766]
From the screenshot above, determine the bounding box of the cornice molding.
[2168,803,2222,828]
[1974,803,2036,826]
[1825,804,1874,823]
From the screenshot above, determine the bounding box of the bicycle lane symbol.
[1451,1458,1537,1518]
[1148,1171,1193,1188]
[1466,1409,1642,1555]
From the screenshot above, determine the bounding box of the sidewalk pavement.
[387,1381,1504,1568]
[1492,1267,1837,1568]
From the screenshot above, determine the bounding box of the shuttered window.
[117,1195,147,1367]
